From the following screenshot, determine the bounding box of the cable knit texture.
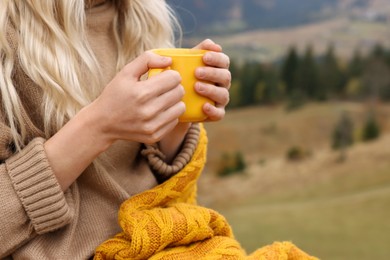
[94,125,318,260]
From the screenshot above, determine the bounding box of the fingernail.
[204,103,212,112]
[196,82,205,92]
[204,53,212,63]
[197,68,205,78]
[162,56,171,63]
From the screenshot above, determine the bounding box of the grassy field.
[198,102,390,259]
[216,165,390,259]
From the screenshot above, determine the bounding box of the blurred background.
[168,0,390,259]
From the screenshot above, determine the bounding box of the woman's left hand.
[193,39,231,121]
[158,39,230,162]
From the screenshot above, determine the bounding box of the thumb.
[122,51,172,80]
[193,39,222,52]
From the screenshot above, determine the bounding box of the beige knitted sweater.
[0,1,199,259]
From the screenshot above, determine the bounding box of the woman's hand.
[193,39,231,121]
[158,39,231,163]
[91,51,186,145]
[45,51,185,190]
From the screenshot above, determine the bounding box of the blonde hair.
[0,0,180,150]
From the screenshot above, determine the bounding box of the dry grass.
[200,103,390,204]
[199,102,390,206]
[196,102,390,259]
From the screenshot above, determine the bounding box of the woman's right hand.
[90,51,186,145]
[45,51,185,191]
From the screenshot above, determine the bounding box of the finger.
[135,83,184,121]
[203,52,230,69]
[203,103,225,122]
[142,101,185,144]
[142,119,179,145]
[195,67,231,89]
[154,84,185,112]
[135,100,185,144]
[122,51,172,80]
[134,118,179,145]
[161,100,186,122]
[146,70,182,96]
[193,39,222,52]
[195,82,229,107]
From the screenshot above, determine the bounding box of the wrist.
[44,104,113,191]
[78,103,114,153]
[158,122,191,163]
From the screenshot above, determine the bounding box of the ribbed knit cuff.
[142,123,201,183]
[5,138,73,235]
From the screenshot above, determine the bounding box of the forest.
[229,44,390,109]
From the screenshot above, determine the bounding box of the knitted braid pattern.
[94,124,318,260]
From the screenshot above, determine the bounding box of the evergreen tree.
[385,49,390,68]
[240,61,262,106]
[234,151,246,172]
[370,43,386,60]
[362,58,390,101]
[319,44,346,97]
[296,45,320,99]
[364,44,390,101]
[227,60,242,108]
[332,112,354,150]
[229,59,240,81]
[227,80,242,108]
[281,46,300,96]
[362,113,380,142]
[332,112,354,162]
[348,49,364,78]
[262,65,282,104]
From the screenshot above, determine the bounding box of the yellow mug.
[148,48,215,122]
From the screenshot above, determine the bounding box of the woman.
[0,0,230,258]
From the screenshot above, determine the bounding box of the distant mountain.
[168,0,380,36]
[168,0,390,62]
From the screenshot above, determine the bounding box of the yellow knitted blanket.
[94,125,318,260]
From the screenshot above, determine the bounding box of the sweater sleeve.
[141,123,200,183]
[0,134,73,257]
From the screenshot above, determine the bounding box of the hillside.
[184,17,390,62]
[198,102,390,259]
[199,102,390,205]
[172,0,390,62]
[170,0,390,35]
